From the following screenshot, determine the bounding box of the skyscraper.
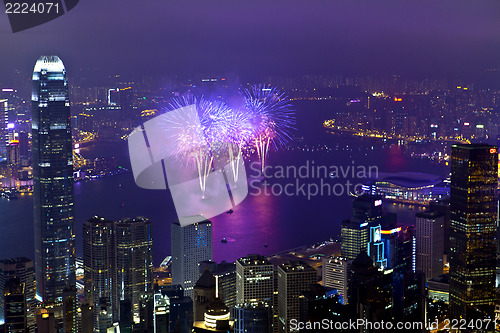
[233,303,271,333]
[0,258,35,331]
[277,261,316,333]
[235,255,274,306]
[341,195,386,261]
[83,216,153,328]
[32,55,75,303]
[348,252,393,324]
[171,218,213,298]
[83,217,116,328]
[416,210,444,281]
[321,256,351,303]
[340,219,370,260]
[3,278,26,333]
[449,144,498,320]
[115,217,153,323]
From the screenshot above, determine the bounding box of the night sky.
[1,0,500,80]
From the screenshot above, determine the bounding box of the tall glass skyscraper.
[449,144,498,320]
[32,56,75,303]
[171,217,213,299]
[115,217,153,323]
[83,216,116,329]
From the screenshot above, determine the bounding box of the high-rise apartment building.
[449,144,498,320]
[171,218,213,298]
[32,55,75,303]
[416,210,444,281]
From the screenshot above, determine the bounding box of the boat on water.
[1,192,17,200]
[221,238,228,243]
[227,209,233,214]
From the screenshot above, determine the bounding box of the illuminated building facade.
[233,303,271,333]
[0,258,35,331]
[449,144,498,320]
[362,172,449,205]
[3,278,26,333]
[340,219,370,261]
[83,217,117,329]
[235,255,274,307]
[171,218,213,299]
[115,217,153,323]
[341,195,385,260]
[277,261,316,333]
[416,211,444,281]
[321,256,351,303]
[32,55,76,304]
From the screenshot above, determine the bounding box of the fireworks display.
[163,85,295,194]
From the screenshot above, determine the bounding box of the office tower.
[236,255,274,306]
[380,225,414,272]
[298,284,346,323]
[62,286,77,333]
[152,293,169,333]
[321,256,351,303]
[171,218,213,298]
[32,55,75,303]
[115,217,153,323]
[416,210,444,281]
[97,298,113,333]
[277,261,316,333]
[351,194,383,223]
[83,216,153,326]
[4,278,26,333]
[153,285,185,333]
[83,217,117,326]
[193,270,216,321]
[340,219,370,260]
[169,296,193,333]
[392,270,425,323]
[215,262,236,309]
[348,252,393,324]
[17,131,29,159]
[233,303,271,333]
[449,144,498,320]
[429,198,450,253]
[0,257,35,331]
[6,140,20,165]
